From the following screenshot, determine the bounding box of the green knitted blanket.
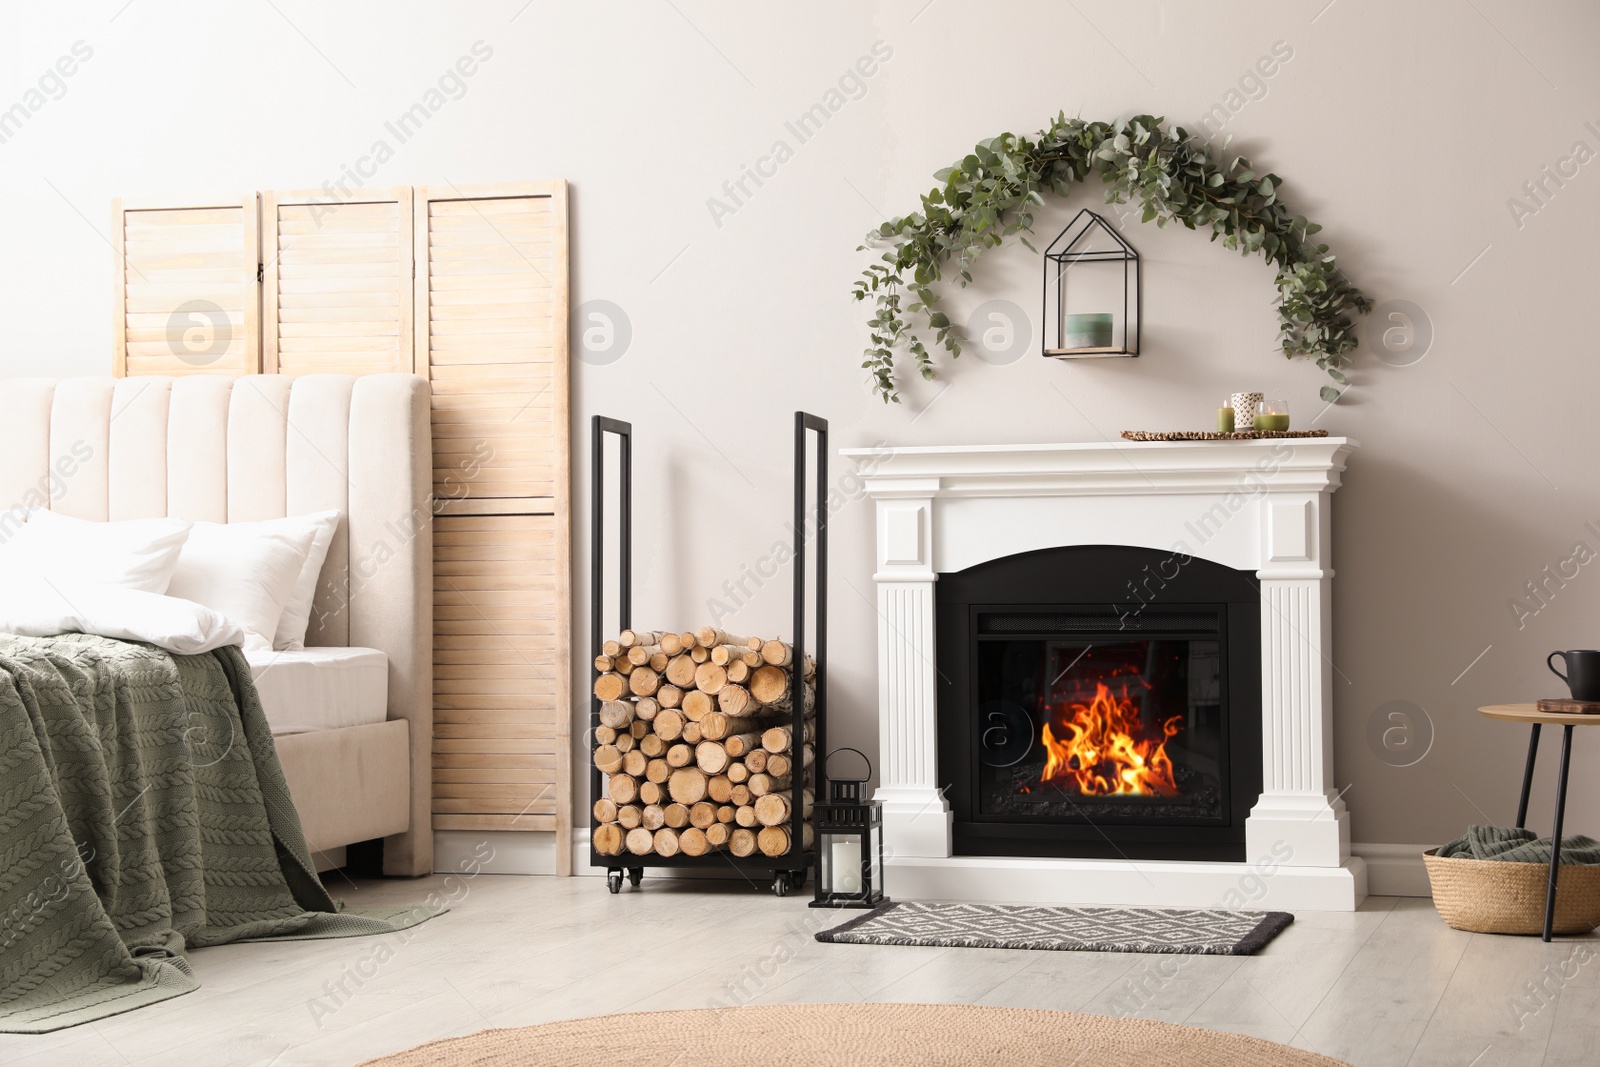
[1437,824,1600,865]
[0,634,436,1033]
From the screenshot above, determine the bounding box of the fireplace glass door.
[974,610,1228,826]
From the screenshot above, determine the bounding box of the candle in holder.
[1254,399,1290,432]
[1064,313,1114,349]
[1216,405,1235,433]
[1230,391,1264,431]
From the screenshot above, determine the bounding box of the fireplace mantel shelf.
[843,437,1366,911]
[841,438,1358,497]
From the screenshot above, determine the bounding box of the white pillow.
[0,575,246,655]
[0,509,191,593]
[273,509,341,650]
[166,517,319,652]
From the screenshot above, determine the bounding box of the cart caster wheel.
[790,869,808,891]
[607,870,622,894]
[773,873,789,897]
[628,868,643,887]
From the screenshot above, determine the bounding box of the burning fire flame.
[1040,681,1181,796]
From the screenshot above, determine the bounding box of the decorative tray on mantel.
[1119,429,1331,441]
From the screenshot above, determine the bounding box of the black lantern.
[810,748,887,909]
[1042,208,1141,358]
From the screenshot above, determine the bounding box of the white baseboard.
[554,831,1436,900]
[434,830,558,875]
[1352,842,1433,897]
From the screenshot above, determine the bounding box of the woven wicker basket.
[1423,847,1600,935]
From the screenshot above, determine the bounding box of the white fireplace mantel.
[841,437,1366,910]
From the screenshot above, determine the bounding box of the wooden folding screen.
[415,183,571,869]
[112,195,261,377]
[262,188,413,376]
[110,182,572,874]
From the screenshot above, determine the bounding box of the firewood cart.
[588,412,827,896]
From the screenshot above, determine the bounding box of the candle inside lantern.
[1064,312,1114,349]
[831,837,862,894]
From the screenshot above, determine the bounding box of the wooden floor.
[5,873,1599,1066]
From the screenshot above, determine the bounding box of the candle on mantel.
[1254,399,1290,432]
[1217,406,1236,433]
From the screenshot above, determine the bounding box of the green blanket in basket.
[1438,824,1600,865]
[0,634,439,1033]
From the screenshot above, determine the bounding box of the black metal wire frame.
[589,415,632,853]
[587,411,827,883]
[791,412,828,872]
[1040,207,1141,358]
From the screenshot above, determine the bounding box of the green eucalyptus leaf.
[854,113,1370,404]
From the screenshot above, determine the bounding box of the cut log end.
[594,673,632,702]
[653,708,685,741]
[593,823,624,856]
[607,774,639,805]
[729,828,758,857]
[619,629,661,649]
[695,740,730,775]
[760,639,794,668]
[598,700,634,730]
[682,689,716,722]
[668,766,709,805]
[628,666,661,698]
[693,662,729,695]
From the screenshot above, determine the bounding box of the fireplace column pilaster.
[869,485,953,859]
[1247,493,1351,868]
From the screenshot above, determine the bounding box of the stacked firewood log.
[591,627,816,861]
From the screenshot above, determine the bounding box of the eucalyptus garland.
[853,113,1371,403]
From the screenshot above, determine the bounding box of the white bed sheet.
[244,646,389,736]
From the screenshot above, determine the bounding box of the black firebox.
[936,545,1262,862]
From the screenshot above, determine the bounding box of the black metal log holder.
[589,412,827,897]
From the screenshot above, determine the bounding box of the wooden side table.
[1478,704,1600,941]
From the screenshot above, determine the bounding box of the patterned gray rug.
[816,901,1292,955]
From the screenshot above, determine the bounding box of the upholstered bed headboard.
[0,374,433,874]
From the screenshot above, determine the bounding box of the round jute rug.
[359,1002,1348,1066]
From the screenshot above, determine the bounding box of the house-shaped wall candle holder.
[1042,208,1141,358]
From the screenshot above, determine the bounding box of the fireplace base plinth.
[873,785,1359,909]
[881,853,1368,911]
[1247,790,1353,869]
[877,786,954,859]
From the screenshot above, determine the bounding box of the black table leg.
[1543,724,1574,942]
[1516,723,1541,829]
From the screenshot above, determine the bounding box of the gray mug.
[1548,649,1600,702]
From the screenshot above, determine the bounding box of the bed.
[0,373,433,877]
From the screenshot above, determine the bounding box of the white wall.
[4,0,1598,853]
